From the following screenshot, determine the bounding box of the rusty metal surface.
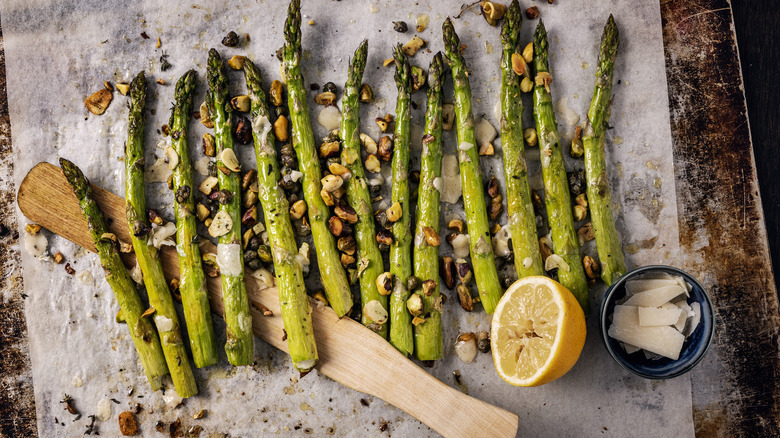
[660,0,780,436]
[0,21,38,438]
[1,1,779,437]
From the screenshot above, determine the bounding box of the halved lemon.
[491,276,586,387]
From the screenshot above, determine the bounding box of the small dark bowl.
[598,265,715,379]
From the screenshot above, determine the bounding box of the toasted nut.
[53,251,64,264]
[523,127,537,146]
[535,72,553,92]
[407,293,423,316]
[520,76,534,93]
[329,162,350,177]
[25,224,42,235]
[359,83,374,103]
[202,133,216,157]
[440,256,456,289]
[313,290,328,305]
[402,36,426,57]
[455,258,473,285]
[457,284,474,312]
[156,78,166,85]
[209,189,234,205]
[526,6,540,19]
[487,177,500,199]
[490,222,502,235]
[253,245,271,264]
[334,204,358,224]
[220,148,241,172]
[198,176,219,195]
[164,147,179,171]
[119,241,134,253]
[374,209,391,230]
[234,116,252,144]
[376,229,393,246]
[377,135,393,161]
[532,190,544,212]
[242,205,258,227]
[583,255,600,280]
[575,193,588,207]
[222,31,239,47]
[115,83,130,95]
[386,202,402,222]
[141,307,156,318]
[241,169,257,191]
[196,203,211,222]
[270,80,284,106]
[488,201,503,220]
[393,21,408,33]
[568,170,586,196]
[482,1,506,26]
[383,58,395,67]
[477,331,491,353]
[573,204,588,222]
[315,91,337,106]
[340,252,356,267]
[570,126,584,158]
[289,200,307,221]
[511,53,528,77]
[360,133,378,154]
[422,226,440,247]
[337,236,357,255]
[448,219,465,234]
[228,55,246,70]
[319,141,340,158]
[361,154,380,173]
[421,280,437,296]
[204,217,213,228]
[375,117,389,132]
[231,95,250,112]
[442,104,455,131]
[522,43,534,64]
[411,65,426,92]
[208,210,233,237]
[320,189,335,206]
[578,222,595,245]
[104,81,114,91]
[479,142,495,156]
[328,216,347,236]
[539,237,552,262]
[200,101,214,128]
[321,174,344,192]
[376,272,393,296]
[273,115,289,142]
[85,88,113,115]
[242,228,255,249]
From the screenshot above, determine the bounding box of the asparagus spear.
[388,44,414,356]
[338,40,388,337]
[243,58,318,372]
[584,15,626,286]
[413,52,445,361]
[532,21,591,313]
[500,0,545,279]
[169,70,219,369]
[60,158,168,391]
[283,0,353,317]
[443,18,504,314]
[124,72,197,397]
[207,48,254,365]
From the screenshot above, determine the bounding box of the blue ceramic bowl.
[598,265,715,379]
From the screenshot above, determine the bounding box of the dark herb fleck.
[160,52,172,71]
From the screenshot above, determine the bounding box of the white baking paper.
[2,0,689,436]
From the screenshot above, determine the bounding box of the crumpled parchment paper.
[2,0,690,436]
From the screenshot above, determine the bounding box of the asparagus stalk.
[207,49,254,365]
[388,44,414,356]
[532,21,591,313]
[243,58,318,372]
[283,0,353,317]
[60,158,168,391]
[338,40,388,337]
[124,72,197,397]
[443,18,504,314]
[584,15,626,286]
[500,0,545,279]
[413,52,445,361]
[169,70,219,369]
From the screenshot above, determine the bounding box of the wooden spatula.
[17,162,519,438]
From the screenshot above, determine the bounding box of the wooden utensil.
[17,162,519,438]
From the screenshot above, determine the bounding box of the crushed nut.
[377,135,393,161]
[575,193,588,207]
[270,80,284,107]
[289,200,307,221]
[583,255,600,280]
[402,36,426,57]
[334,204,358,224]
[230,95,250,112]
[319,141,340,158]
[25,224,42,235]
[520,76,534,93]
[393,21,408,33]
[578,222,595,244]
[455,258,473,285]
[199,101,214,128]
[523,127,537,147]
[320,189,335,207]
[383,58,395,67]
[234,116,252,144]
[406,293,423,316]
[376,272,393,296]
[440,256,456,289]
[411,65,426,92]
[359,84,374,103]
[385,202,402,222]
[482,1,507,26]
[222,31,239,47]
[570,126,584,158]
[457,284,474,312]
[421,280,437,296]
[274,115,289,142]
[321,174,344,192]
[573,204,588,222]
[85,88,112,115]
[116,83,130,95]
[526,6,540,19]
[228,55,246,70]
[422,226,440,246]
[511,53,527,77]
[539,237,552,262]
[535,72,553,92]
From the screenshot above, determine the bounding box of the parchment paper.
[2,0,689,436]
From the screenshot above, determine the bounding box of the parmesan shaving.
[217,243,243,277]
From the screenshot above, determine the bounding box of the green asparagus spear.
[443,18,504,314]
[169,70,219,369]
[243,58,318,372]
[124,72,197,397]
[207,48,254,365]
[500,1,545,279]
[338,40,388,337]
[532,21,590,313]
[60,158,168,391]
[388,44,414,356]
[413,52,445,361]
[283,0,353,317]
[584,15,625,286]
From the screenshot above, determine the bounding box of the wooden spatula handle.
[17,162,519,438]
